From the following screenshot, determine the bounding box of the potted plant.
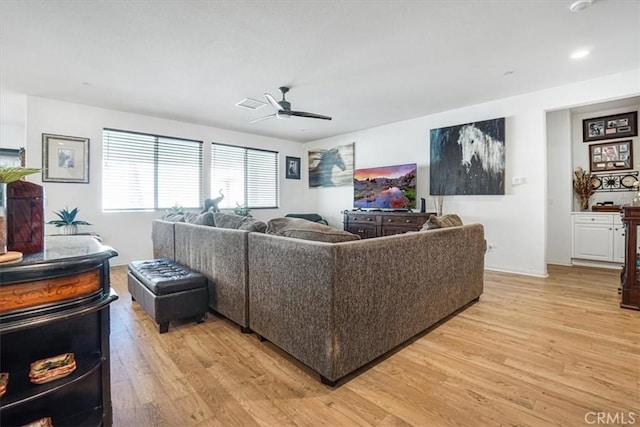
[573,167,595,211]
[47,207,91,235]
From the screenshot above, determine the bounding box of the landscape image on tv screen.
[353,163,417,209]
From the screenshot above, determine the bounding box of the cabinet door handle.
[387,219,392,222]
[406,220,411,223]
[366,218,372,221]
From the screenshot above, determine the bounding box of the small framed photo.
[0,148,21,167]
[42,133,90,183]
[583,111,637,142]
[285,156,301,180]
[589,140,633,173]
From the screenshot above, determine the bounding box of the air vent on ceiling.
[235,98,267,110]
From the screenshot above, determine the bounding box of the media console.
[343,210,434,239]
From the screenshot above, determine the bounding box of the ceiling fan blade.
[250,113,276,123]
[290,110,332,121]
[264,93,284,111]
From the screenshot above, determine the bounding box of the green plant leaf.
[0,167,41,183]
[47,206,91,225]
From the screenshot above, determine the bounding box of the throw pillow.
[189,211,216,226]
[267,217,360,243]
[183,212,200,223]
[213,213,267,233]
[162,213,185,222]
[421,214,464,231]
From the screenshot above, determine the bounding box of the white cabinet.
[572,213,624,263]
[613,217,626,263]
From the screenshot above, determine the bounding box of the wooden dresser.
[343,211,434,239]
[0,236,118,426]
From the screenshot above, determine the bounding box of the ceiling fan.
[251,86,332,123]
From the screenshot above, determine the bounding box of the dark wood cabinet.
[7,180,44,253]
[620,206,640,310]
[0,236,118,426]
[344,211,434,239]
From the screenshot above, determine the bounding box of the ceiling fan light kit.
[251,86,332,123]
[569,0,592,12]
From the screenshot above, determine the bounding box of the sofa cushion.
[213,212,267,233]
[185,211,216,226]
[267,217,360,243]
[162,213,185,222]
[421,214,464,231]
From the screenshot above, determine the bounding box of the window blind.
[211,143,278,209]
[103,129,202,211]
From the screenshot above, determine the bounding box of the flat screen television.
[353,163,417,210]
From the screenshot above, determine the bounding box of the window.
[103,129,202,211]
[211,143,278,209]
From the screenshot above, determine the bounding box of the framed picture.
[286,156,301,179]
[42,133,90,183]
[583,111,637,142]
[589,140,633,173]
[430,117,505,195]
[0,148,21,167]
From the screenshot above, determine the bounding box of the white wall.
[24,97,306,265]
[305,69,640,277]
[9,69,640,274]
[546,109,573,266]
[0,91,26,149]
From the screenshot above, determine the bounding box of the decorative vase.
[61,224,78,235]
[580,196,590,211]
[0,183,6,254]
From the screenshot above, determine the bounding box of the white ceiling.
[1,0,639,143]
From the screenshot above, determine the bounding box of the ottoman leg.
[240,326,251,334]
[159,322,170,334]
[196,314,206,324]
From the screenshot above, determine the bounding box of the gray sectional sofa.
[152,219,252,331]
[151,218,485,385]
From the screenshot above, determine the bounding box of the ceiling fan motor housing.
[279,100,291,110]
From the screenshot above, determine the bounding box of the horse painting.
[430,118,505,195]
[308,144,354,188]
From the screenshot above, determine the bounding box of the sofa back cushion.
[421,214,464,231]
[213,212,267,233]
[267,217,360,243]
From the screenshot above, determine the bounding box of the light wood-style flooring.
[109,265,640,426]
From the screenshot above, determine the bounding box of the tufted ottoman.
[128,258,208,333]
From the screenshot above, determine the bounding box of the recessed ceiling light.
[569,0,592,12]
[235,98,267,110]
[571,49,590,59]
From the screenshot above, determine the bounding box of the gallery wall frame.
[590,171,638,192]
[42,133,90,183]
[589,140,633,173]
[582,111,637,142]
[286,156,301,179]
[0,148,21,167]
